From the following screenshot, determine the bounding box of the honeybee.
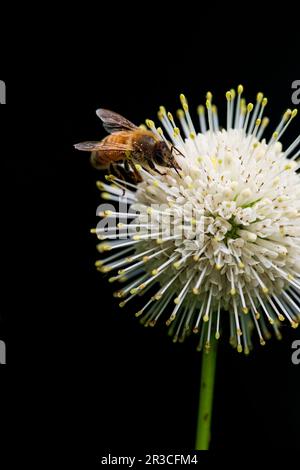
[75,109,182,181]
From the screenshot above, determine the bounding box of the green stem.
[195,339,218,450]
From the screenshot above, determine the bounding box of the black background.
[2,6,300,464]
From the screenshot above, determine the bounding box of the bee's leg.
[109,163,127,195]
[148,160,167,176]
[129,161,143,183]
[124,159,131,174]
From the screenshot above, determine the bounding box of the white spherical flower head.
[95,87,300,353]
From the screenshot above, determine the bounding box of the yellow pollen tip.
[255,118,261,127]
[156,239,163,245]
[215,332,220,340]
[193,288,199,295]
[288,274,294,281]
[230,89,236,99]
[203,315,209,322]
[132,235,140,241]
[226,91,232,101]
[105,175,115,182]
[97,244,112,252]
[230,288,236,296]
[96,181,105,190]
[101,192,111,200]
[237,345,243,353]
[292,321,299,329]
[262,287,269,294]
[159,106,166,116]
[262,117,269,127]
[292,109,298,118]
[146,207,153,214]
[104,210,112,216]
[260,339,266,346]
[142,256,149,262]
[197,105,205,115]
[238,262,245,269]
[215,264,222,271]
[176,109,184,118]
[174,297,180,304]
[180,93,187,105]
[157,127,163,135]
[90,228,97,234]
[135,310,142,317]
[257,92,264,103]
[100,266,112,273]
[247,103,254,112]
[145,119,154,128]
[173,261,181,270]
[238,84,243,94]
[119,301,126,308]
[262,97,268,107]
[268,318,275,325]
[206,99,211,109]
[242,307,249,314]
[151,269,158,276]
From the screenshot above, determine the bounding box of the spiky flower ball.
[94,87,300,353]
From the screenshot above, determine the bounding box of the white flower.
[94,87,300,353]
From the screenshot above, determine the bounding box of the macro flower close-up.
[75,84,300,450]
[5,8,300,465]
[89,89,300,354]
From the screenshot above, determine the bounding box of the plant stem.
[195,339,218,450]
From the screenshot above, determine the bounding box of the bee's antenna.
[170,160,182,178]
[173,146,186,158]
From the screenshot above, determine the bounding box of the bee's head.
[154,141,182,174]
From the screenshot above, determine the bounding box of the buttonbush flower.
[93,87,300,355]
[83,86,300,449]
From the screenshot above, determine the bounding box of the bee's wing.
[74,141,104,151]
[74,139,134,152]
[96,108,138,134]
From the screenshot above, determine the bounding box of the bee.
[75,109,182,182]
